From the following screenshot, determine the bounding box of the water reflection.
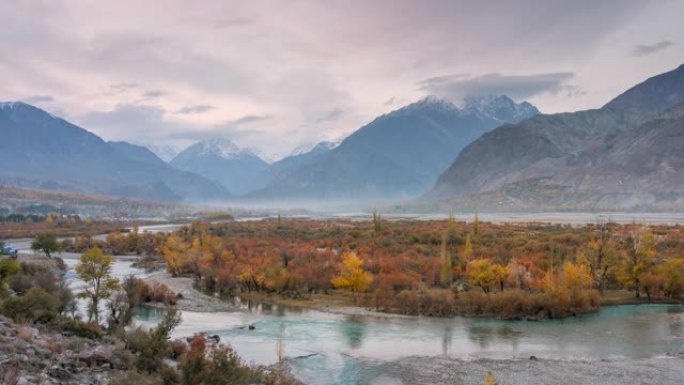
[467,324,522,349]
[125,255,684,385]
[340,316,367,349]
[441,325,452,354]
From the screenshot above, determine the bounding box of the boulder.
[77,345,113,366]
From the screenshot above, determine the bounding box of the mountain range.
[248,95,539,201]
[3,62,682,211]
[0,102,228,202]
[170,138,269,195]
[426,63,684,211]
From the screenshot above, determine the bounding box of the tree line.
[155,218,684,319]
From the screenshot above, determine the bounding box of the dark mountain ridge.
[249,95,539,201]
[426,63,684,210]
[0,102,228,202]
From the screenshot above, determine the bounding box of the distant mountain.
[143,144,182,162]
[170,138,269,195]
[288,140,340,157]
[249,141,338,192]
[426,63,684,210]
[0,102,228,202]
[250,95,539,201]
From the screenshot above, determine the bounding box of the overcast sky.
[1,0,683,159]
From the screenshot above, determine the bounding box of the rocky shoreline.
[0,316,124,385]
[380,355,684,385]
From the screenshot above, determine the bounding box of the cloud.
[316,108,344,123]
[632,40,675,56]
[22,95,53,103]
[228,114,272,125]
[418,72,575,101]
[80,103,173,143]
[0,0,679,159]
[109,82,139,92]
[175,104,216,114]
[142,90,166,98]
[211,17,253,29]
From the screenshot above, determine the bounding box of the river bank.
[381,355,684,385]
[39,254,682,385]
[146,269,684,321]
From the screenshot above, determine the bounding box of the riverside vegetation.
[0,248,297,384]
[122,216,684,320]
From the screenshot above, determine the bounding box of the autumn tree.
[472,214,480,236]
[658,258,684,298]
[75,247,120,324]
[482,372,498,385]
[463,233,473,261]
[332,251,373,303]
[467,259,498,294]
[491,264,509,292]
[561,261,593,302]
[372,210,382,235]
[31,233,61,258]
[583,221,618,293]
[161,234,190,277]
[640,271,664,301]
[619,229,657,298]
[447,209,457,243]
[439,234,453,288]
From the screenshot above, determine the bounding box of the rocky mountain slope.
[250,96,539,201]
[0,102,228,202]
[170,138,269,195]
[427,63,684,210]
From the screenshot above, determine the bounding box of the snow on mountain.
[289,140,340,157]
[462,95,540,123]
[170,138,269,195]
[141,144,183,163]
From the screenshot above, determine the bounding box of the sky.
[1,0,683,160]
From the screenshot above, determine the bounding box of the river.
[7,227,684,385]
[114,259,682,385]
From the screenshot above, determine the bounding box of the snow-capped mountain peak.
[195,138,243,159]
[462,95,539,123]
[289,140,340,157]
[141,143,183,163]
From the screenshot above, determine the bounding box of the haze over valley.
[2,2,684,385]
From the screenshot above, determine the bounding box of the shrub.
[55,317,103,339]
[179,336,268,385]
[125,307,181,373]
[1,287,61,323]
[7,262,75,316]
[125,277,180,305]
[0,258,20,290]
[109,370,163,385]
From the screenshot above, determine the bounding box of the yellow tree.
[561,261,593,304]
[584,221,618,293]
[161,234,190,277]
[619,229,656,298]
[467,259,498,294]
[658,258,684,298]
[75,247,119,324]
[491,264,509,292]
[332,252,373,303]
[482,371,498,385]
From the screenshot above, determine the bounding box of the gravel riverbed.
[377,355,684,385]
